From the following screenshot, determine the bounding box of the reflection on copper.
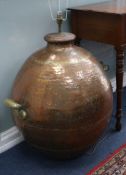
[52,62,65,75]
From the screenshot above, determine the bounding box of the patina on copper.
[6,32,113,159]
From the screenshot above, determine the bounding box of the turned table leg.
[115,46,124,131]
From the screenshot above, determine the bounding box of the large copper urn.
[5,32,113,159]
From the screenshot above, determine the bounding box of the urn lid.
[44,32,76,43]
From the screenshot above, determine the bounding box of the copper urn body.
[8,33,113,159]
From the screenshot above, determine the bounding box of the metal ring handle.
[4,99,27,120]
[100,61,109,71]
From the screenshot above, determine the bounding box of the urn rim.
[44,32,76,43]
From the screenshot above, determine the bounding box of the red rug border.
[86,143,126,175]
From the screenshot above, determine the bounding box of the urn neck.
[47,42,74,49]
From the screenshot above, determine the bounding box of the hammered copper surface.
[11,32,113,159]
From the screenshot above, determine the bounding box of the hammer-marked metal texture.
[10,32,113,159]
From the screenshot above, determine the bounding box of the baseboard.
[0,72,126,154]
[0,126,24,154]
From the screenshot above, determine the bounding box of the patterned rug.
[87,144,126,175]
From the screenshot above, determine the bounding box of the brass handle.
[4,99,27,120]
[4,99,22,109]
[100,61,109,71]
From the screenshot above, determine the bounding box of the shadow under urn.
[6,32,113,159]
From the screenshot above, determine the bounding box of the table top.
[69,0,126,15]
